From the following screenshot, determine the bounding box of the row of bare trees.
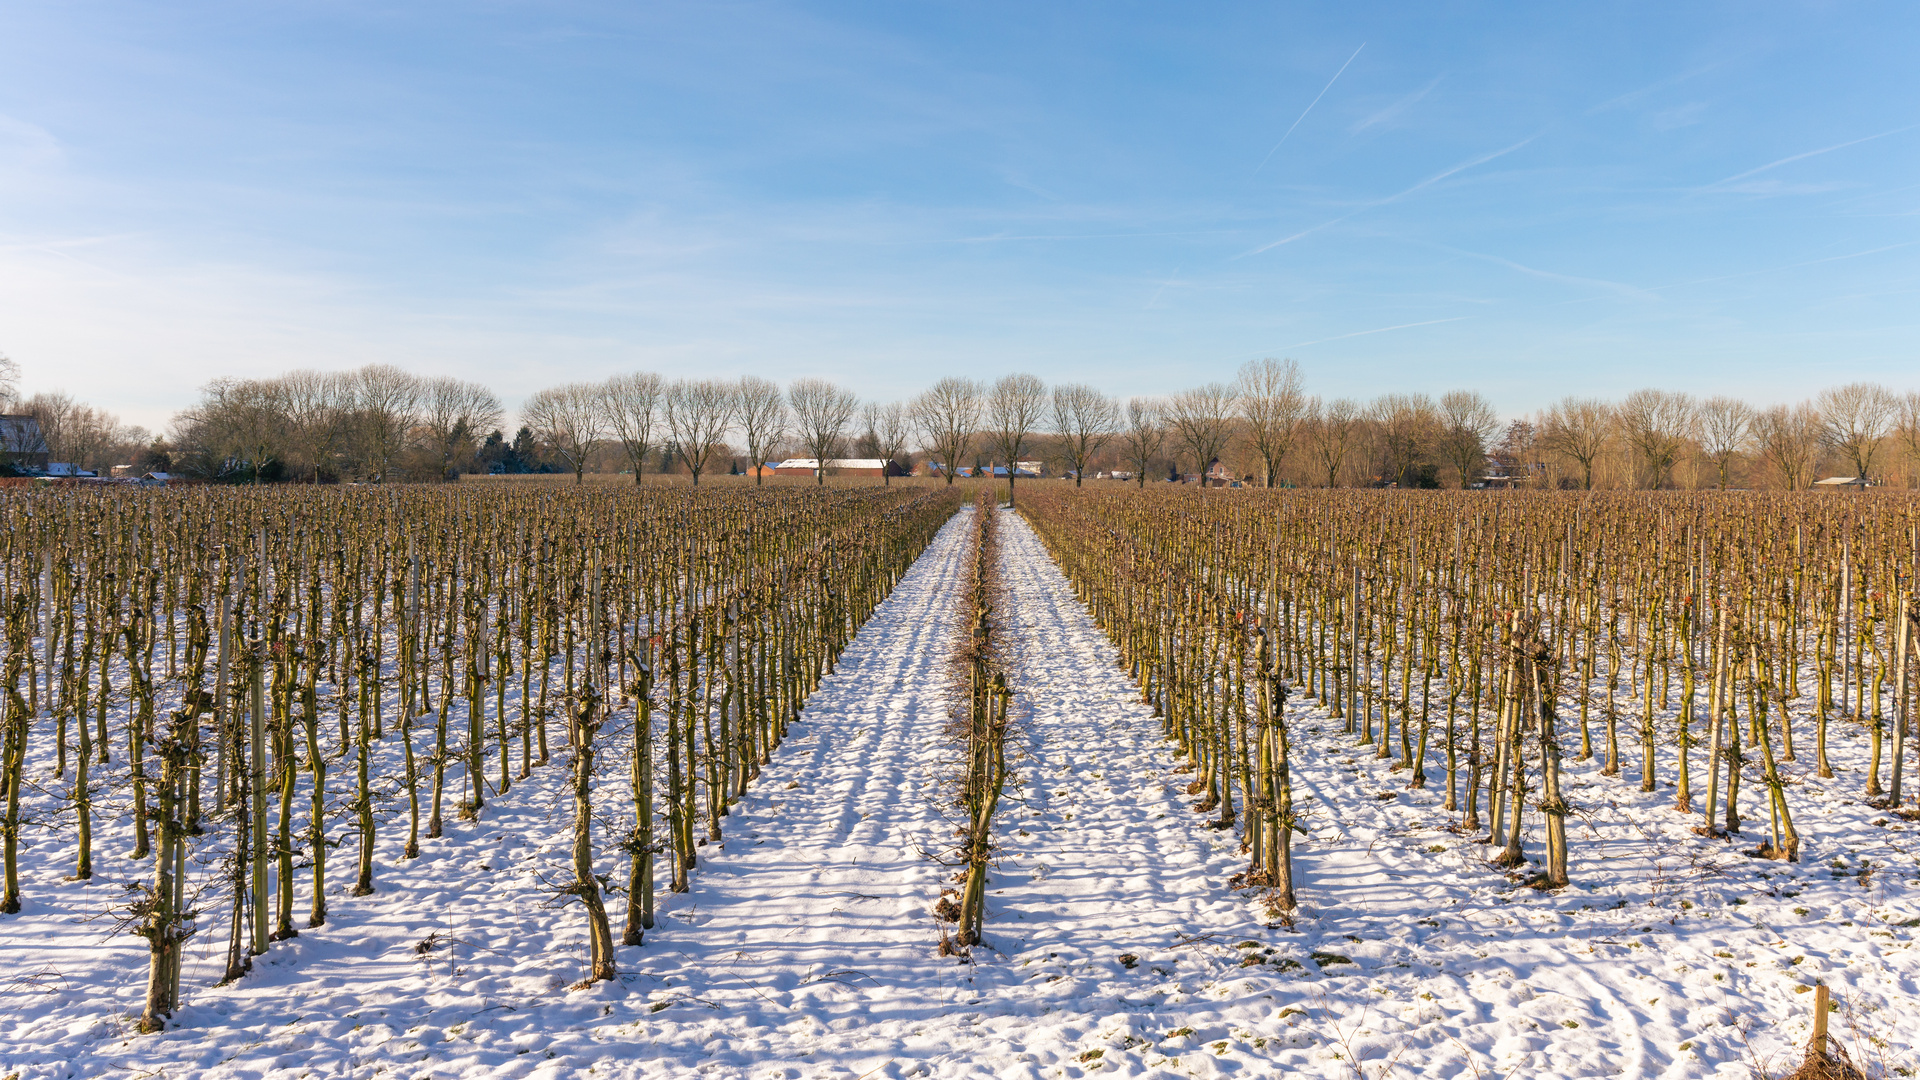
[520,369,1095,496]
[510,373,1920,491]
[518,374,911,486]
[167,366,503,483]
[1146,379,1920,491]
[2,354,156,475]
[2,392,154,475]
[14,345,1916,488]
[1517,383,1920,490]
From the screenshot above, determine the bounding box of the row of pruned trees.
[1023,487,1920,907]
[933,495,1010,954]
[0,483,962,1027]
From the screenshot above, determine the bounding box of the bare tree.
[1438,389,1500,489]
[1696,396,1755,490]
[1307,397,1362,488]
[1119,396,1167,488]
[0,353,20,410]
[853,401,883,460]
[986,373,1047,504]
[23,392,78,466]
[1753,402,1824,490]
[1616,388,1696,489]
[1051,383,1118,488]
[1894,391,1920,489]
[59,405,123,475]
[522,382,606,484]
[173,378,287,483]
[735,376,788,486]
[419,377,503,481]
[280,370,355,483]
[1236,358,1308,488]
[602,372,665,485]
[1541,396,1615,490]
[867,400,912,486]
[352,364,422,482]
[1818,382,1897,485]
[664,379,738,486]
[1494,419,1543,488]
[910,377,981,486]
[788,378,858,486]
[1166,382,1238,482]
[1369,392,1439,487]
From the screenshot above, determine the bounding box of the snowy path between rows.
[6,503,1920,1080]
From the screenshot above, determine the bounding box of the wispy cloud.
[1352,76,1443,133]
[0,113,64,169]
[1586,58,1733,115]
[1238,134,1538,257]
[1651,240,1920,291]
[1718,179,1859,196]
[1282,316,1469,349]
[945,229,1236,244]
[1703,124,1919,190]
[1253,43,1364,176]
[1650,101,1708,131]
[1439,246,1658,300]
[1143,265,1182,309]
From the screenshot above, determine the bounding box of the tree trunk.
[624,655,654,945]
[571,688,616,983]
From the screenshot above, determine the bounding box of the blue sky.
[1,2,1915,432]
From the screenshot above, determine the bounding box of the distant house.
[47,463,96,478]
[770,458,907,478]
[1014,460,1046,477]
[1813,476,1877,489]
[1180,461,1236,487]
[1480,461,1546,489]
[0,414,50,470]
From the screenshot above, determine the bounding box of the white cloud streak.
[1352,76,1444,133]
[1440,246,1658,300]
[1281,316,1469,349]
[1704,124,1918,189]
[1651,240,1920,291]
[1253,43,1365,176]
[1238,135,1537,257]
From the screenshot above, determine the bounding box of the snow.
[2,505,1918,1079]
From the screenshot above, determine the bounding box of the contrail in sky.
[1705,124,1918,188]
[1253,43,1365,176]
[1238,135,1537,257]
[1653,240,1920,290]
[1282,316,1469,349]
[1144,265,1182,309]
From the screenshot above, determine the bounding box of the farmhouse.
[769,458,907,478]
[1813,476,1877,489]
[0,414,50,470]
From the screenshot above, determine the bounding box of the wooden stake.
[1813,983,1829,1045]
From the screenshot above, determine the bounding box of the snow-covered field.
[3,505,1918,1079]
